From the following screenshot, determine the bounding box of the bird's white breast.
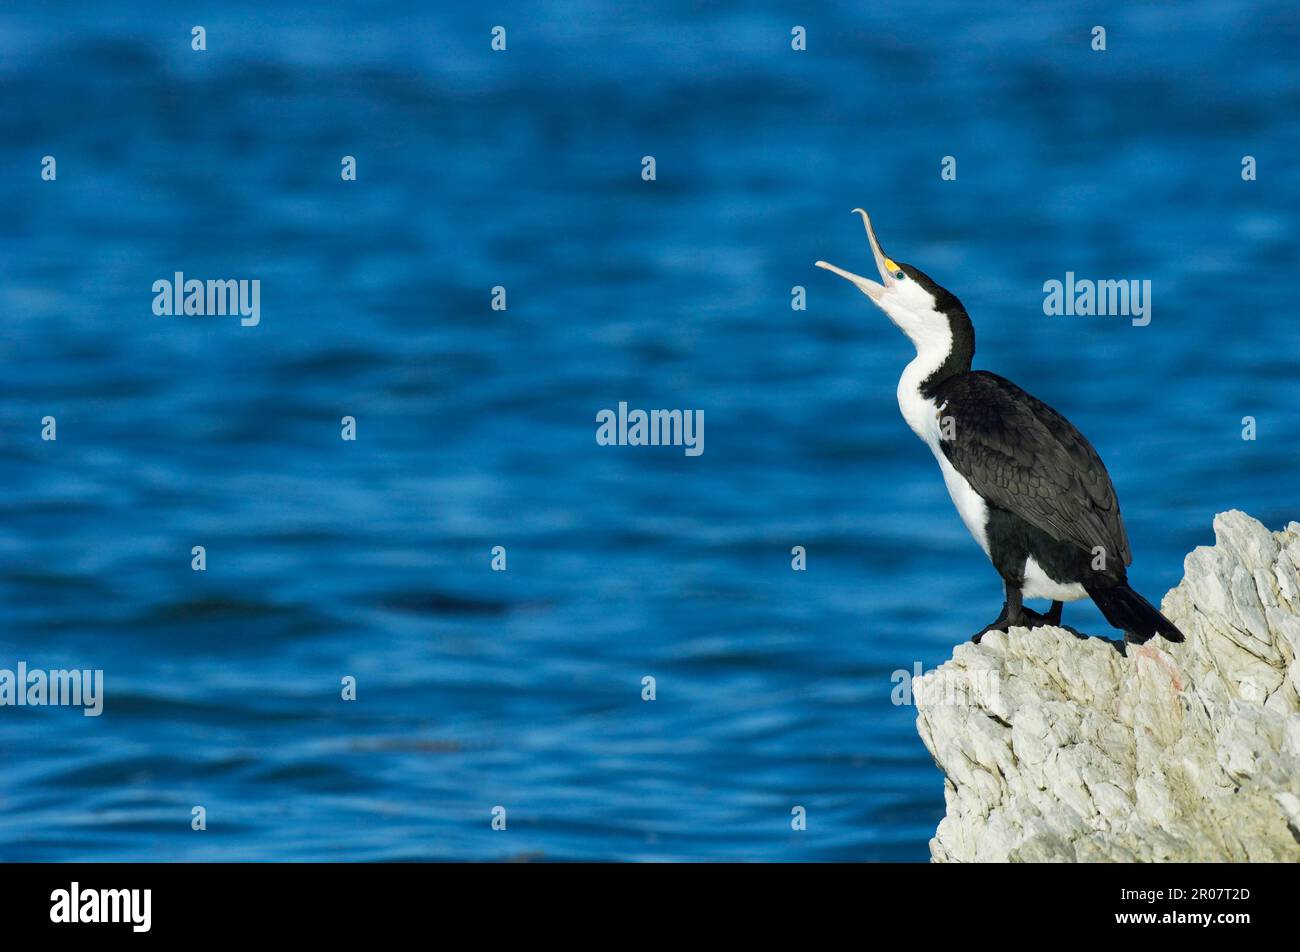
[897,359,990,557]
[894,333,1091,604]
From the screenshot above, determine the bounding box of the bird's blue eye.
[894,270,905,280]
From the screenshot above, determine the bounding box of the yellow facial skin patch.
[884,257,901,274]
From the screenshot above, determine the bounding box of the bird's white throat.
[894,315,953,444]
[891,316,994,558]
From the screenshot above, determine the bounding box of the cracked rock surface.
[915,510,1300,862]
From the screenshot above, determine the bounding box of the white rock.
[915,510,1300,862]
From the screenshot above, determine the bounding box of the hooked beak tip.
[851,207,893,285]
[818,207,895,301]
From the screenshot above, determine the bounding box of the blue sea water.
[0,1,1297,861]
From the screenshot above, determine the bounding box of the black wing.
[933,371,1131,566]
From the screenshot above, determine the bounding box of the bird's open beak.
[815,208,898,302]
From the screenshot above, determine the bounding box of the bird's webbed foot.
[971,597,1064,643]
[971,601,1016,643]
[1018,605,1052,627]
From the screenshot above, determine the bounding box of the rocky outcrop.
[915,510,1300,862]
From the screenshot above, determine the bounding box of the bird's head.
[816,209,969,358]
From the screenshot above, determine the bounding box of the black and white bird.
[816,209,1183,645]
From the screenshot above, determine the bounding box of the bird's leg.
[1045,601,1063,626]
[971,586,1071,642]
[1018,600,1063,627]
[1002,585,1029,627]
[972,582,1029,643]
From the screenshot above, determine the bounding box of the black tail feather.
[1085,581,1185,644]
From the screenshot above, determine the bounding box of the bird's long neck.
[917,308,974,398]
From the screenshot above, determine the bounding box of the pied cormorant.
[817,210,1183,645]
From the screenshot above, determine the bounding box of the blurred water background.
[0,1,1297,861]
